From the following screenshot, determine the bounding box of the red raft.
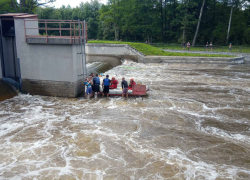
[100,84,149,96]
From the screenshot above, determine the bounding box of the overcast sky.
[50,0,108,8]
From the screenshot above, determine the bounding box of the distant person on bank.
[187,42,190,51]
[110,77,118,89]
[121,77,129,98]
[84,78,92,98]
[93,74,100,97]
[210,42,213,51]
[183,42,186,50]
[128,78,136,90]
[102,75,111,97]
[229,43,232,52]
[206,42,209,51]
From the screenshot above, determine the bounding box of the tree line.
[1,0,250,45]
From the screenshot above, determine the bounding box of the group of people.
[183,42,191,50]
[84,73,136,98]
[183,42,232,52]
[206,42,213,51]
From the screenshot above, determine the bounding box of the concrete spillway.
[0,80,18,102]
[86,43,245,64]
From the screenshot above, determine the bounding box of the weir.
[86,43,245,64]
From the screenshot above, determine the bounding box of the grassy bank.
[152,44,250,54]
[88,40,234,57]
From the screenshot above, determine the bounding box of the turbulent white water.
[0,61,250,179]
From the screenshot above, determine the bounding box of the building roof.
[0,13,38,19]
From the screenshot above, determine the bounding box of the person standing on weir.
[121,77,129,98]
[102,75,111,97]
[229,43,232,52]
[93,74,100,97]
[187,42,190,51]
[210,42,213,51]
[206,42,209,51]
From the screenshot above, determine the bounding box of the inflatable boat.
[99,84,149,96]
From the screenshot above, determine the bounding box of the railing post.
[45,20,48,43]
[70,21,72,44]
[82,22,84,41]
[24,20,27,42]
[59,22,61,36]
[74,22,76,43]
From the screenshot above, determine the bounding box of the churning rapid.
[0,61,250,179]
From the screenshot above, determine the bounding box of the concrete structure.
[0,14,87,97]
[86,44,245,65]
[86,43,144,64]
[141,56,245,64]
[244,55,250,64]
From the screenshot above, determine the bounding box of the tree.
[11,0,55,14]
[192,0,206,46]
[226,4,233,44]
[0,0,15,14]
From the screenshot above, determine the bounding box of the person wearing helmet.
[110,77,119,89]
[128,78,136,90]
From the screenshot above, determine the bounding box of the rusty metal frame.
[24,19,88,44]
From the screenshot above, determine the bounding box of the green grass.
[152,44,250,54]
[88,40,234,57]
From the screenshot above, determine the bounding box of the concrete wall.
[1,37,17,79]
[86,43,144,63]
[14,18,85,97]
[141,56,244,64]
[86,44,244,65]
[25,19,39,36]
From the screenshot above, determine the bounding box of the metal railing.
[24,19,88,44]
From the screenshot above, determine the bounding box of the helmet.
[130,78,134,81]
[112,77,115,79]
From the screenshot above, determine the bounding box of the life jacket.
[93,77,100,85]
[129,81,136,87]
[103,78,110,86]
[112,79,118,84]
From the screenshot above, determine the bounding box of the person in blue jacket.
[84,78,92,98]
[93,74,100,97]
[102,75,111,97]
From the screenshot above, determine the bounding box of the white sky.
[50,0,108,8]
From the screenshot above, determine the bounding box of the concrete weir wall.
[142,56,245,64]
[14,18,84,97]
[86,44,244,65]
[86,43,144,63]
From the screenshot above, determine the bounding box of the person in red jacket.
[110,77,118,89]
[128,78,136,90]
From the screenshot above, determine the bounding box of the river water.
[0,61,250,179]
